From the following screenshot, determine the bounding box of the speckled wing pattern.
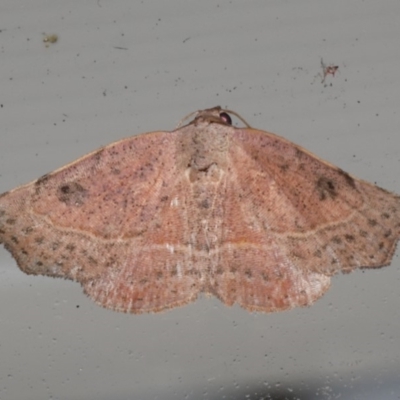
[1,107,399,313]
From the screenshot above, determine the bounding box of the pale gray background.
[1,1,400,399]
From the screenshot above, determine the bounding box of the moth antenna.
[176,107,252,129]
[176,110,200,128]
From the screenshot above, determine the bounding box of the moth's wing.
[209,128,400,312]
[0,131,199,313]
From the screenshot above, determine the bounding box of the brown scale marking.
[93,149,104,162]
[185,269,195,276]
[230,266,238,274]
[57,182,88,206]
[244,269,253,279]
[316,176,337,201]
[368,219,378,227]
[215,266,224,275]
[35,236,45,244]
[261,272,269,281]
[291,250,306,260]
[105,257,117,268]
[35,174,51,187]
[379,242,384,250]
[332,236,342,244]
[65,243,76,252]
[156,271,163,280]
[313,249,322,258]
[11,236,18,244]
[337,168,356,189]
[376,186,391,195]
[294,148,304,159]
[34,175,51,195]
[6,218,16,225]
[22,226,34,235]
[200,199,210,209]
[87,256,98,266]
[344,234,355,242]
[279,164,289,172]
[52,242,61,251]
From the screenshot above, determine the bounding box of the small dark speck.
[344,234,355,242]
[332,236,342,244]
[244,269,252,278]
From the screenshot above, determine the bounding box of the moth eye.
[219,112,232,125]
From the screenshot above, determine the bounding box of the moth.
[1,107,399,313]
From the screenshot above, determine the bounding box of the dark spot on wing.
[65,243,76,252]
[344,234,355,242]
[52,241,61,251]
[200,199,210,209]
[93,149,104,162]
[279,164,289,172]
[35,174,51,186]
[35,236,45,244]
[316,176,337,201]
[337,168,356,189]
[57,182,88,206]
